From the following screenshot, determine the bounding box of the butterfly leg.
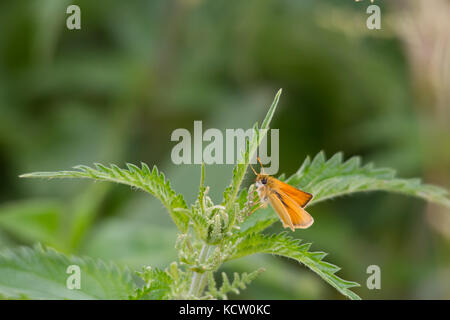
[248,201,267,216]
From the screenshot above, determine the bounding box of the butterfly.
[250,158,314,231]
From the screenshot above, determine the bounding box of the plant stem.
[188,243,211,298]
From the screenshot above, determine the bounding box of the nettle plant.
[7,90,449,300]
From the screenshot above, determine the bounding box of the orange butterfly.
[251,158,314,231]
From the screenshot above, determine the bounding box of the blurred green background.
[0,0,449,299]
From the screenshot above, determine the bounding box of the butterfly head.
[255,173,270,188]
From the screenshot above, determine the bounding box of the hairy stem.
[188,243,212,298]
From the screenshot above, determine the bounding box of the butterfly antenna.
[250,163,258,175]
[257,157,265,174]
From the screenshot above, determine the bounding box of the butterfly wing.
[268,192,295,231]
[269,178,313,208]
[279,189,314,229]
[269,189,314,230]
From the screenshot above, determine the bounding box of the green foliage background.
[0,0,449,299]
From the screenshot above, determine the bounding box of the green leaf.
[226,232,360,300]
[222,89,282,211]
[132,267,173,300]
[288,151,450,206]
[0,244,135,300]
[244,151,450,231]
[206,268,265,300]
[20,163,190,232]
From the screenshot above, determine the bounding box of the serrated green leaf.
[226,232,360,300]
[20,163,190,232]
[288,151,450,206]
[132,267,173,300]
[206,268,264,300]
[245,151,450,233]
